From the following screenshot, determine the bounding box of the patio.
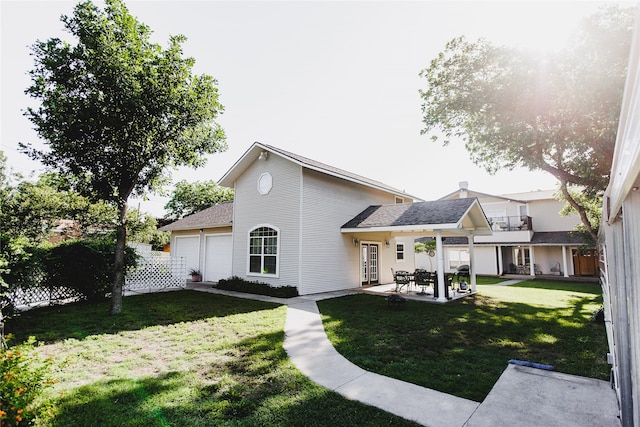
[359,281,475,303]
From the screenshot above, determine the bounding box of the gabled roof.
[341,198,491,235]
[439,188,528,204]
[158,202,233,231]
[439,188,558,204]
[219,142,420,200]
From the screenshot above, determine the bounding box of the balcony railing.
[488,216,532,232]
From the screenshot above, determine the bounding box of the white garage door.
[205,234,233,282]
[174,236,200,278]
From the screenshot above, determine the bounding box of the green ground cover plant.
[6,291,418,426]
[318,279,608,402]
[216,276,298,298]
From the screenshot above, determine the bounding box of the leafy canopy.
[419,5,635,240]
[21,0,226,313]
[164,179,233,220]
[22,0,226,204]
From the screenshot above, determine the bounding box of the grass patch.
[475,276,508,284]
[318,280,608,402]
[7,291,419,426]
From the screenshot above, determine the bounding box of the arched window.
[248,226,279,276]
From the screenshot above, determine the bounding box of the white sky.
[1,1,618,216]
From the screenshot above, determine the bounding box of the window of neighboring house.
[448,249,470,269]
[249,226,279,276]
[395,197,404,204]
[396,243,405,261]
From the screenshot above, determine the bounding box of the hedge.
[216,276,299,298]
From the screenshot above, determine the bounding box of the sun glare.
[481,2,605,53]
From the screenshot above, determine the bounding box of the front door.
[361,243,379,285]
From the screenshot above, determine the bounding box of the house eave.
[219,142,421,201]
[341,224,493,235]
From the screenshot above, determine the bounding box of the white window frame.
[247,224,280,277]
[396,243,405,262]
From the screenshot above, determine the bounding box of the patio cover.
[341,198,492,301]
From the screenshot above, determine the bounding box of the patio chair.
[393,270,411,293]
[413,269,431,294]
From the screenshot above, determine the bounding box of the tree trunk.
[559,182,598,243]
[0,308,6,350]
[110,198,128,315]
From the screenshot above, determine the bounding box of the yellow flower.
[0,409,6,417]
[16,414,23,422]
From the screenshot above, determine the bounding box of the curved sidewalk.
[284,296,479,427]
[187,284,620,426]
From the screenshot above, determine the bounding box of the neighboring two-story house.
[415,182,595,278]
[160,142,492,297]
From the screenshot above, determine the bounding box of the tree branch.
[559,181,598,242]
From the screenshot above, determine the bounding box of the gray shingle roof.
[342,198,476,229]
[530,231,586,245]
[261,144,415,199]
[415,231,586,246]
[158,202,233,231]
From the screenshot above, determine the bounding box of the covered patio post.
[468,236,476,292]
[435,231,447,302]
[562,245,569,277]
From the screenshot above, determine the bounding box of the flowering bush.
[0,336,55,426]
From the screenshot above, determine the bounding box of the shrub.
[0,335,55,427]
[3,238,139,304]
[216,276,299,298]
[43,238,139,301]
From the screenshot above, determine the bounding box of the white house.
[598,13,640,426]
[415,182,596,278]
[160,142,492,298]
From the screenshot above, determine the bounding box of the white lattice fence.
[125,253,186,291]
[8,285,85,309]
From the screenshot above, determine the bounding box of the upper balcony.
[488,215,532,232]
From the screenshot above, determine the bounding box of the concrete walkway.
[187,284,621,426]
[284,296,479,427]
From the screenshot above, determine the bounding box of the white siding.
[300,169,402,294]
[528,199,580,231]
[231,154,301,288]
[473,247,497,275]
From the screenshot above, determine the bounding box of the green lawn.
[7,291,419,427]
[317,280,608,402]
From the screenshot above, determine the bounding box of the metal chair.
[413,269,431,294]
[393,270,411,293]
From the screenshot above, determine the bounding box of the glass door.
[361,243,379,285]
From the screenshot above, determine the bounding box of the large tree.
[419,6,635,242]
[164,179,233,220]
[22,0,226,313]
